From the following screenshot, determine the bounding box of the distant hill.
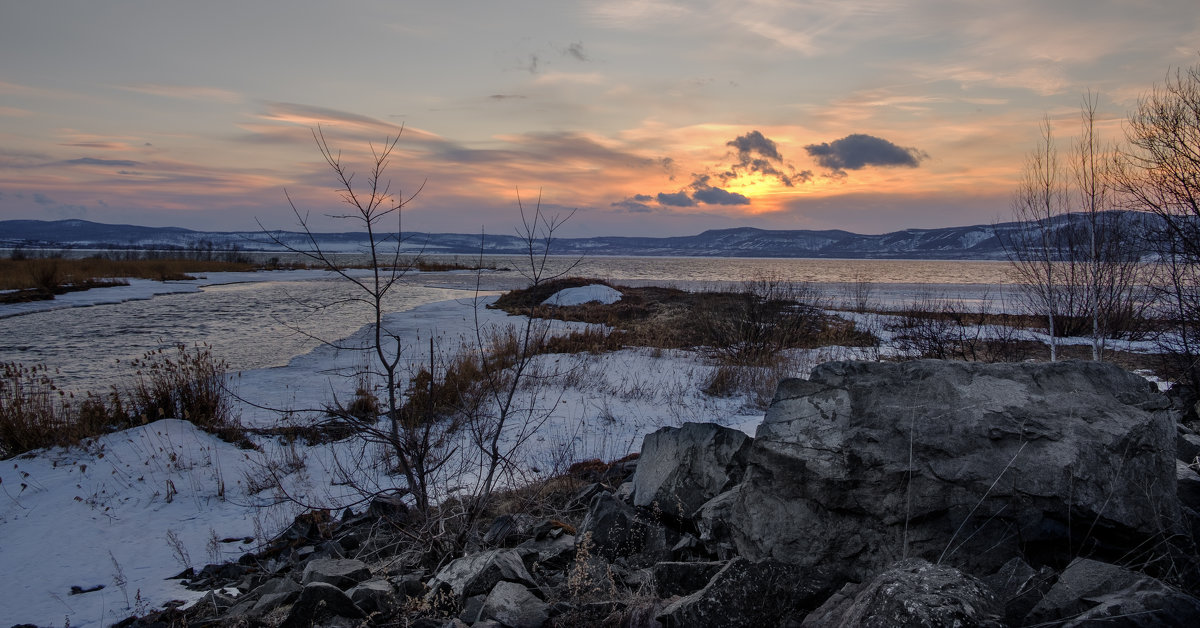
[0,212,1162,260]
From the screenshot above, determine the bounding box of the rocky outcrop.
[801,558,1003,627]
[121,360,1200,628]
[630,422,751,521]
[705,359,1182,580]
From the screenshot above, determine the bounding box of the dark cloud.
[116,170,144,175]
[690,175,750,205]
[528,54,540,74]
[692,186,749,205]
[565,42,588,62]
[611,199,653,213]
[727,130,783,162]
[721,130,807,187]
[33,193,53,205]
[489,94,526,101]
[657,191,695,207]
[803,134,927,172]
[632,194,653,202]
[62,157,140,167]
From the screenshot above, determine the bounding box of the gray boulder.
[1179,460,1200,509]
[477,580,549,628]
[428,549,538,599]
[801,558,1003,627]
[656,557,834,627]
[347,578,395,615]
[1025,558,1200,626]
[631,422,751,520]
[705,360,1181,580]
[279,582,365,628]
[980,557,1054,625]
[301,557,372,589]
[577,491,649,560]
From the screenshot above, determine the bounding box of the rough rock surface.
[707,359,1181,579]
[428,549,538,599]
[656,557,834,627]
[280,582,365,628]
[118,360,1198,628]
[1026,558,1200,626]
[301,557,372,589]
[801,558,1003,627]
[577,491,650,560]
[476,581,549,627]
[631,422,751,520]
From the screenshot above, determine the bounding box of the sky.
[0,1,1197,237]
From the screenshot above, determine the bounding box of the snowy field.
[0,275,1169,626]
[0,284,813,626]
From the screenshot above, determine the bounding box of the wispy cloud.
[120,83,243,103]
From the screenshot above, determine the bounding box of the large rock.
[577,491,649,560]
[631,422,751,520]
[279,582,365,628]
[476,581,549,628]
[801,558,1003,627]
[1025,558,1200,626]
[428,549,538,600]
[703,360,1181,580]
[301,557,372,589]
[656,557,834,627]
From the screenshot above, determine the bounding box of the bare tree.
[464,193,580,522]
[1113,62,1200,390]
[1006,116,1066,361]
[259,126,452,513]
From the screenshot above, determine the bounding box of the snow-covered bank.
[0,295,772,626]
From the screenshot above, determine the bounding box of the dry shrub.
[125,344,245,444]
[1,344,245,458]
[887,293,1034,362]
[0,362,72,457]
[0,257,255,291]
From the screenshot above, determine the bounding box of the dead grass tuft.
[0,344,246,458]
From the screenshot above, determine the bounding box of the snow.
[541,284,622,306]
[0,295,767,626]
[0,278,1179,625]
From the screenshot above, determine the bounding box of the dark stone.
[980,557,1054,625]
[367,493,410,522]
[650,561,725,598]
[801,558,1003,627]
[478,581,549,628]
[428,548,538,599]
[484,513,539,547]
[280,582,365,628]
[578,492,648,560]
[631,422,751,521]
[348,578,395,615]
[1025,558,1200,626]
[706,360,1182,581]
[656,557,835,627]
[301,557,371,589]
[516,532,576,571]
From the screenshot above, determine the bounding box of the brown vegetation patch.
[0,344,247,457]
[0,257,257,291]
[493,277,878,361]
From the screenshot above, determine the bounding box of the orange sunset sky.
[1,1,1197,237]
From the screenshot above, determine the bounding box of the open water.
[0,256,1019,395]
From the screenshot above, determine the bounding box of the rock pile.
[121,360,1200,627]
